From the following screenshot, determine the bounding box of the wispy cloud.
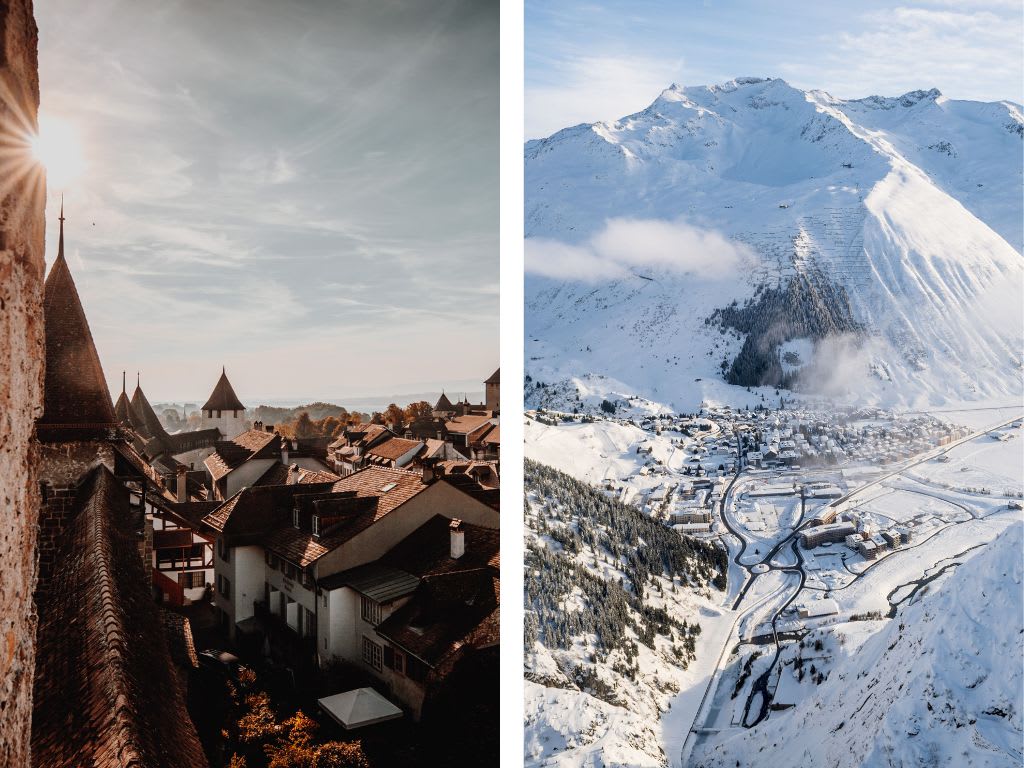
[806,6,1024,102]
[36,0,498,401]
[526,0,1023,139]
[525,217,756,282]
[526,54,684,138]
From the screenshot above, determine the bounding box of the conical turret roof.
[113,372,143,430]
[131,381,168,441]
[201,367,245,412]
[37,206,117,441]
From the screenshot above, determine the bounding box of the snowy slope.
[692,522,1024,768]
[525,78,1024,410]
[524,461,730,768]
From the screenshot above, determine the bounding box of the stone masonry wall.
[0,1,44,764]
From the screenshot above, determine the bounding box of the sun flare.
[30,116,85,188]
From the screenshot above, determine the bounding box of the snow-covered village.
[524,391,1022,766]
[521,3,1024,765]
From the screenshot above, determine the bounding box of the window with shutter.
[361,636,383,671]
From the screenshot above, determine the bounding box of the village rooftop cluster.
[27,212,500,765]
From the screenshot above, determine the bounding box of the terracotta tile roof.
[421,439,447,459]
[205,429,280,480]
[481,425,500,445]
[200,367,246,412]
[380,515,500,576]
[202,482,336,544]
[375,569,499,667]
[330,466,429,518]
[252,461,341,487]
[484,368,500,385]
[37,226,117,442]
[233,428,279,455]
[445,414,493,435]
[301,468,342,483]
[366,436,422,461]
[261,495,378,567]
[31,466,207,768]
[253,462,290,486]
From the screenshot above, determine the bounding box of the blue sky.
[526,0,1024,138]
[36,0,497,404]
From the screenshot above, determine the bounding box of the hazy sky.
[526,0,1024,138]
[36,0,497,403]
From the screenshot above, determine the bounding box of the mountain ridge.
[524,77,1023,410]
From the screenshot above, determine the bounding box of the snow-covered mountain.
[692,522,1024,768]
[525,78,1023,410]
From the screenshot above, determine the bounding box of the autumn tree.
[263,710,369,768]
[292,412,316,439]
[312,742,370,768]
[404,401,432,421]
[383,403,405,428]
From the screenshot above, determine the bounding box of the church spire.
[57,195,65,262]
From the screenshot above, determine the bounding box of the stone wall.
[0,1,44,764]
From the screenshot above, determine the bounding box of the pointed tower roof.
[201,367,245,412]
[485,368,500,385]
[114,371,142,430]
[130,378,167,441]
[37,204,117,442]
[434,392,454,412]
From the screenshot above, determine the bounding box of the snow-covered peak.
[847,87,944,111]
[525,78,1023,409]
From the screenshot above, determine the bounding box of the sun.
[30,115,85,188]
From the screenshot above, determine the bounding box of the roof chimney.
[422,462,435,484]
[287,463,300,485]
[281,439,289,466]
[176,466,188,503]
[450,519,465,559]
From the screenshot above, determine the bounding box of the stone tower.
[200,366,249,439]
[485,368,500,413]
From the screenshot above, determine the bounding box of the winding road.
[679,413,1021,766]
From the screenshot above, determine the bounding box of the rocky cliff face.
[0,1,45,764]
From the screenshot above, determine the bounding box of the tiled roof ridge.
[84,472,143,765]
[32,466,207,766]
